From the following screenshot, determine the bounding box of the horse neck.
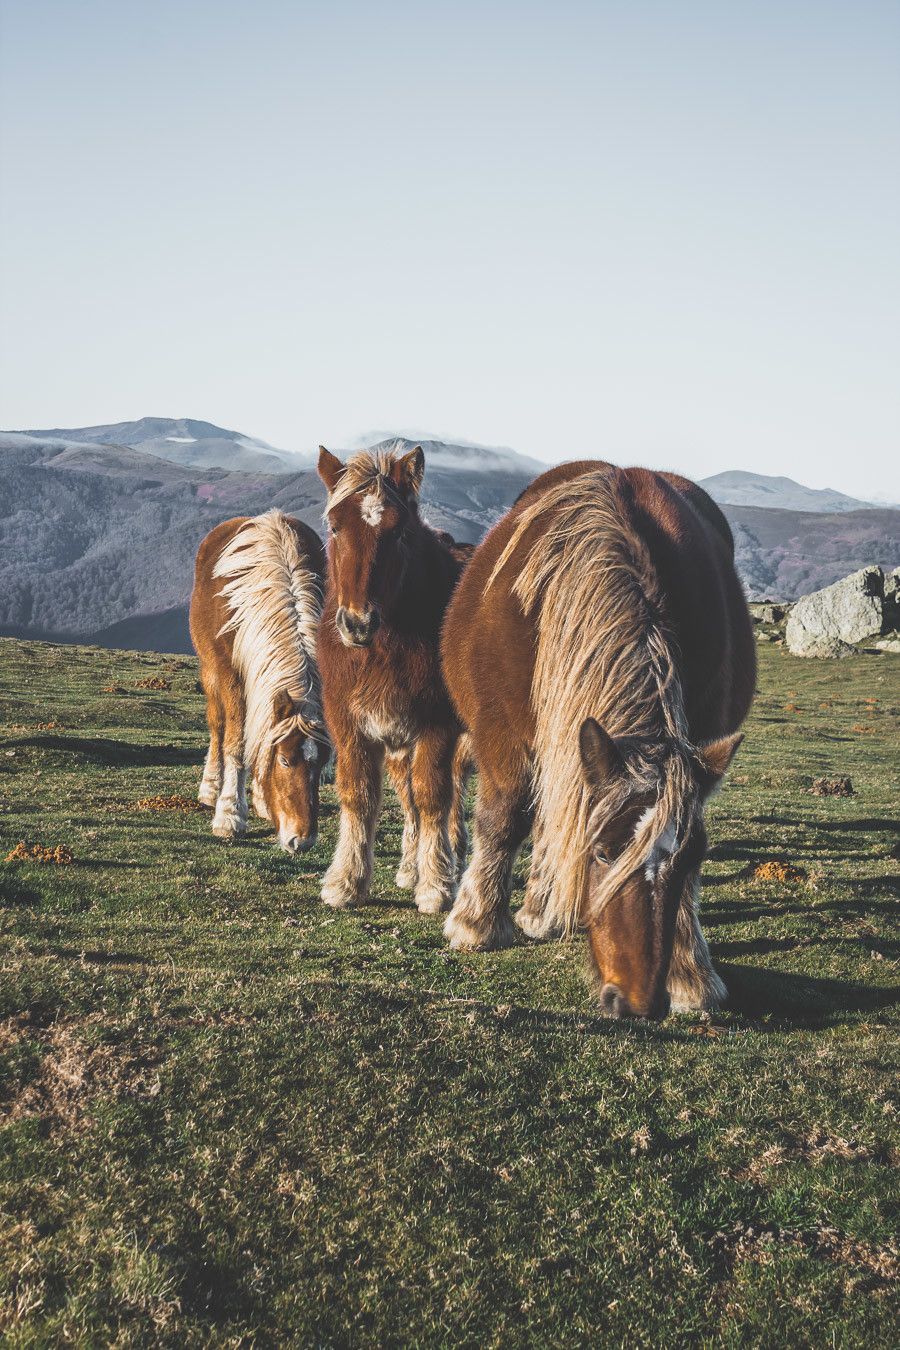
[387,521,453,638]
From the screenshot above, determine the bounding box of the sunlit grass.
[0,638,897,1345]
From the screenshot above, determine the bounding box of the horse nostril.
[599,983,625,1018]
[336,607,377,646]
[282,834,316,854]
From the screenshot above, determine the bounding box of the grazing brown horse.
[441,460,755,1019]
[316,444,469,913]
[190,510,330,851]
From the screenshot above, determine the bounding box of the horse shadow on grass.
[716,961,899,1029]
[2,734,203,768]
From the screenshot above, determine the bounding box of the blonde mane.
[213,510,326,774]
[490,468,696,932]
[324,447,408,515]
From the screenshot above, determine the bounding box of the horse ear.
[317,446,345,494]
[579,718,626,789]
[697,732,743,786]
[390,445,424,495]
[272,688,297,723]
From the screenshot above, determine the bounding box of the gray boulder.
[785,566,891,656]
[748,601,787,625]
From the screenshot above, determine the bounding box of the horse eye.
[277,754,289,767]
[593,844,611,865]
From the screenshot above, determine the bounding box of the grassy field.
[0,636,897,1347]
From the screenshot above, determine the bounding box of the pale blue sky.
[1,0,898,496]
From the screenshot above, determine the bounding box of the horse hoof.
[320,877,368,909]
[395,864,418,890]
[211,812,246,838]
[515,908,563,941]
[198,787,218,808]
[414,887,452,915]
[443,909,516,951]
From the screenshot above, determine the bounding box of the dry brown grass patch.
[5,842,74,865]
[0,1014,163,1133]
[132,794,206,814]
[752,861,807,884]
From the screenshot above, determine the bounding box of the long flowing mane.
[213,510,325,772]
[489,468,696,933]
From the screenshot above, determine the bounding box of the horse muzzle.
[598,983,671,1022]
[336,606,380,647]
[281,832,317,855]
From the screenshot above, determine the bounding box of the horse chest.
[356,707,417,752]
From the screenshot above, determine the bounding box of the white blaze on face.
[360,492,384,528]
[637,807,679,881]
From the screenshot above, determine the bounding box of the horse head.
[256,688,330,852]
[578,718,742,1019]
[318,445,425,648]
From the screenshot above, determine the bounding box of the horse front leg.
[386,749,418,890]
[666,870,728,1012]
[211,683,248,838]
[410,728,458,915]
[321,735,383,909]
[443,774,531,950]
[515,813,564,940]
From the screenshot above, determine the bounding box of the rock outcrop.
[785,566,897,657]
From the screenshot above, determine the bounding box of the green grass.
[0,637,897,1347]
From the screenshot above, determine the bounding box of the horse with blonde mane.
[441,461,755,1019]
[316,444,470,914]
[190,510,330,851]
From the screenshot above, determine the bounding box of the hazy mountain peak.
[361,434,547,475]
[700,470,876,514]
[14,416,307,475]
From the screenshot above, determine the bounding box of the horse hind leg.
[666,872,728,1012]
[211,684,249,839]
[450,734,473,880]
[198,680,224,808]
[386,750,418,889]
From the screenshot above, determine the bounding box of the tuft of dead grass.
[810,776,854,796]
[710,1222,899,1290]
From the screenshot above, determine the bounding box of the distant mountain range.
[698,470,879,513]
[1,418,897,652]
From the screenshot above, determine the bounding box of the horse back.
[190,514,325,678]
[444,460,753,752]
[621,467,754,738]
